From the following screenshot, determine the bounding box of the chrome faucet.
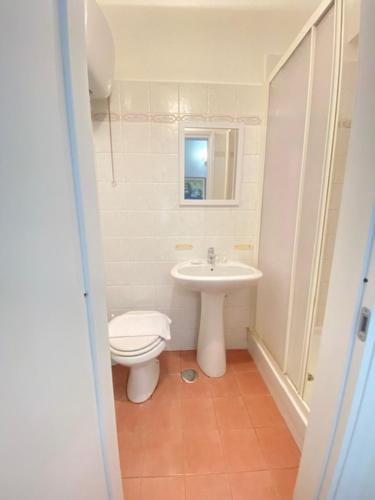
[207,247,217,267]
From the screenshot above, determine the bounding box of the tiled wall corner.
[91,80,266,349]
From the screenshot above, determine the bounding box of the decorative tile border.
[92,110,349,129]
[91,111,263,126]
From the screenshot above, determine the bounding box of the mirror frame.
[179,121,244,206]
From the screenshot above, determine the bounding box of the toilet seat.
[108,310,167,357]
[109,336,163,357]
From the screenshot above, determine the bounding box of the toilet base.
[127,358,160,403]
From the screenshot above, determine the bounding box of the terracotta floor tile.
[118,431,144,478]
[152,373,182,400]
[181,398,217,429]
[180,371,211,399]
[116,401,147,433]
[243,394,285,428]
[235,371,269,395]
[122,478,140,500]
[159,350,181,374]
[207,372,241,398]
[185,474,232,500]
[271,468,299,500]
[113,351,300,497]
[142,429,184,476]
[183,429,226,474]
[227,349,258,373]
[213,396,252,430]
[228,471,279,500]
[221,429,266,472]
[140,476,185,500]
[138,398,182,432]
[256,427,301,469]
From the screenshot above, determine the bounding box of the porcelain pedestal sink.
[171,260,262,377]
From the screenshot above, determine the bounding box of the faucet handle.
[208,247,215,255]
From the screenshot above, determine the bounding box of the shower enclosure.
[253,0,360,443]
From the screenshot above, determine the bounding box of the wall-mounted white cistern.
[171,253,262,377]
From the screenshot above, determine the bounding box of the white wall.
[100,6,309,84]
[92,80,266,349]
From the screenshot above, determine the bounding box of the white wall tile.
[233,210,256,238]
[100,211,129,238]
[123,211,158,237]
[104,262,157,285]
[225,327,248,349]
[102,238,132,262]
[150,123,178,154]
[97,182,128,210]
[235,85,266,116]
[122,122,151,153]
[155,237,205,262]
[95,152,120,182]
[208,84,237,115]
[151,262,176,285]
[93,79,266,350]
[224,305,252,329]
[117,183,178,211]
[178,210,206,237]
[150,82,179,113]
[125,237,162,262]
[152,155,179,183]
[240,183,258,210]
[244,126,261,155]
[154,285,199,310]
[120,154,178,183]
[121,81,150,114]
[105,285,155,309]
[241,155,259,183]
[179,83,208,114]
[204,210,234,237]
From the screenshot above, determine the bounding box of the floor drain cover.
[181,368,198,383]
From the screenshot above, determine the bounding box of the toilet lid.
[109,335,161,355]
[108,311,165,355]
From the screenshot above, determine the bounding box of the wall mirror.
[179,122,244,206]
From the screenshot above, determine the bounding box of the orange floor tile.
[114,350,300,500]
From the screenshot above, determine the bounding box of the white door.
[0,1,122,499]
[325,226,375,498]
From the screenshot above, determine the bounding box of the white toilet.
[108,310,171,403]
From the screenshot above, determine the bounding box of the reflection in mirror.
[180,123,243,205]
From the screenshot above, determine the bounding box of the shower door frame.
[282,0,344,400]
[252,0,344,446]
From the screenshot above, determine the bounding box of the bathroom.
[2,0,375,499]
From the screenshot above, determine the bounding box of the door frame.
[59,1,123,499]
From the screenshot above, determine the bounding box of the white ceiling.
[98,0,320,11]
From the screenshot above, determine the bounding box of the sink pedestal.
[197,292,226,377]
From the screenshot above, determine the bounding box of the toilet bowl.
[108,311,171,403]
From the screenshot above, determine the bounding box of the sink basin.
[171,260,262,293]
[171,260,262,377]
